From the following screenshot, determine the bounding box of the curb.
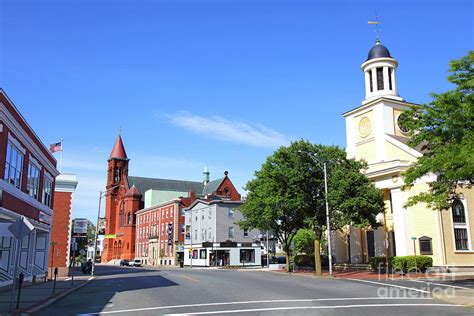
[21,276,95,314]
[432,289,474,309]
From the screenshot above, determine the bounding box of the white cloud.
[166,112,290,148]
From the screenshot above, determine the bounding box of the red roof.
[125,185,142,198]
[109,134,127,159]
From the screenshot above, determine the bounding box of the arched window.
[127,212,131,225]
[133,213,137,224]
[452,199,466,223]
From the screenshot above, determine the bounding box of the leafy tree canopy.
[400,51,474,210]
[293,229,316,254]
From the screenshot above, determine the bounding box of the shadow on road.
[34,265,178,315]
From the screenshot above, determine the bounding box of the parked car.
[131,259,142,267]
[120,259,130,267]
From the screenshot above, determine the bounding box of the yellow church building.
[334,40,473,270]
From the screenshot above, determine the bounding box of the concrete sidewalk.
[433,288,474,308]
[0,270,93,315]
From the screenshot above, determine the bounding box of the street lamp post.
[91,185,120,276]
[298,150,333,277]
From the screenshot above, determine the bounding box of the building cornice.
[0,179,53,215]
[0,98,59,177]
[342,97,419,118]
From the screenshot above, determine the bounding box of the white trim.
[0,124,3,133]
[450,197,472,251]
[7,132,26,154]
[384,134,422,158]
[43,171,53,182]
[435,209,445,266]
[0,102,58,176]
[0,179,53,215]
[28,154,41,170]
[0,207,51,231]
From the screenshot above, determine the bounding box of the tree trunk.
[314,239,321,275]
[285,251,290,273]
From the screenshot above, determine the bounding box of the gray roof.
[128,176,204,200]
[202,178,224,196]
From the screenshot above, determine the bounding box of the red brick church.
[102,133,241,263]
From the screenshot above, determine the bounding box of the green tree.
[240,140,384,274]
[400,51,474,210]
[293,229,315,254]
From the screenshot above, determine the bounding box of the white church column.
[383,67,389,91]
[391,188,412,256]
[371,68,377,91]
[364,71,371,97]
[391,69,398,94]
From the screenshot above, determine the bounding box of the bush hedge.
[294,254,332,268]
[392,256,433,273]
[369,256,394,270]
[368,255,433,272]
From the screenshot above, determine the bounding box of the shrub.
[369,256,393,270]
[295,254,314,267]
[392,256,433,273]
[294,254,333,268]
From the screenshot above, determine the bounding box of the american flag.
[49,141,62,153]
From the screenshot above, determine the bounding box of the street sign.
[71,242,77,251]
[167,224,173,246]
[411,237,417,240]
[8,217,34,239]
[104,234,116,239]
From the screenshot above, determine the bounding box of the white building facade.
[183,200,261,267]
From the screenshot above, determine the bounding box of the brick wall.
[49,191,72,270]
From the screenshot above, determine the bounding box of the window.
[228,208,234,219]
[127,212,131,225]
[454,229,469,251]
[181,209,186,216]
[376,67,384,90]
[388,68,393,90]
[243,229,248,238]
[452,199,466,223]
[0,237,12,271]
[42,177,53,207]
[369,70,373,92]
[419,236,432,255]
[240,249,255,263]
[228,227,234,239]
[27,163,40,199]
[4,142,24,189]
[192,250,198,259]
[200,249,207,259]
[452,199,471,251]
[181,224,186,233]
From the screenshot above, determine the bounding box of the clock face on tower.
[358,117,371,138]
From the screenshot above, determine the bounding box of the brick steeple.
[109,132,128,160]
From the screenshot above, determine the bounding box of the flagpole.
[59,138,63,173]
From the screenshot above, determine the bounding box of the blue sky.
[1,0,472,222]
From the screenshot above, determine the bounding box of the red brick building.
[135,174,242,266]
[102,133,241,264]
[0,89,59,285]
[49,173,78,277]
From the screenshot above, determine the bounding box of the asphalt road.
[35,266,473,315]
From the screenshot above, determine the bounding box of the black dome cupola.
[367,39,392,60]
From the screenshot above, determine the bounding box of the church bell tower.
[361,39,402,105]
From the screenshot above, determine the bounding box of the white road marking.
[65,277,71,281]
[345,278,431,294]
[164,304,463,315]
[404,279,471,290]
[92,297,433,314]
[88,276,95,281]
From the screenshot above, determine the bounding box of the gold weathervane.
[368,13,381,42]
